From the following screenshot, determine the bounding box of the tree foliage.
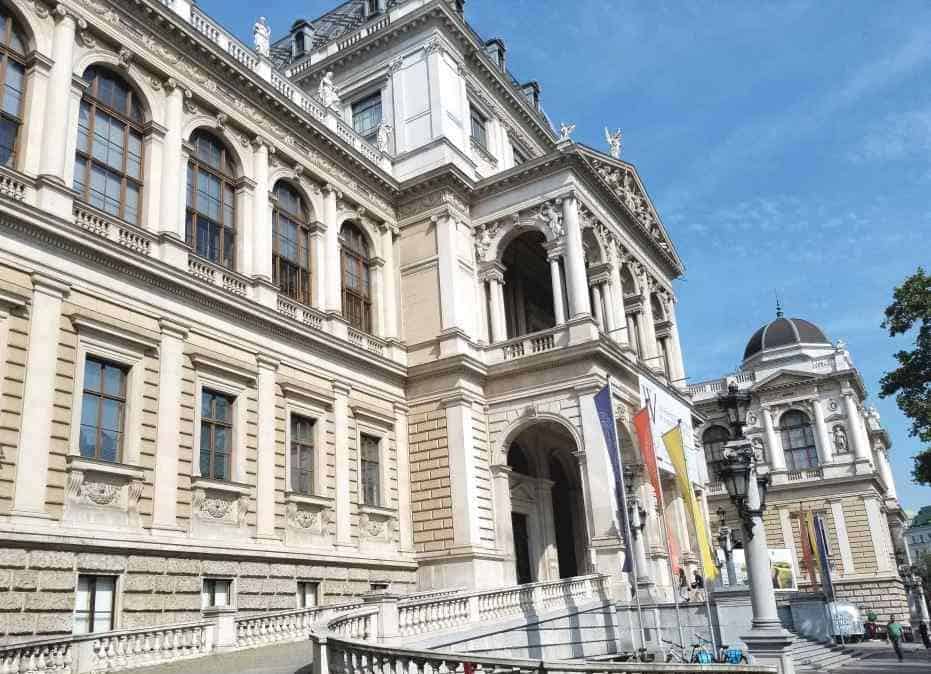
[880,267,931,485]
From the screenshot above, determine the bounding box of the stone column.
[876,447,897,499]
[602,279,619,334]
[151,319,189,531]
[561,196,592,318]
[445,393,481,547]
[37,8,81,217]
[629,496,655,592]
[590,283,605,332]
[663,297,686,386]
[311,225,327,310]
[843,393,870,462]
[811,399,833,465]
[255,355,279,540]
[547,251,566,326]
[323,186,341,313]
[380,226,399,340]
[483,267,507,343]
[762,408,786,472]
[369,258,385,336]
[333,382,352,547]
[639,277,660,368]
[158,81,190,267]
[251,139,272,281]
[394,403,414,552]
[609,259,629,347]
[434,213,460,332]
[491,465,516,584]
[9,273,70,519]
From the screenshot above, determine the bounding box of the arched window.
[73,67,144,225]
[507,444,533,476]
[0,8,26,167]
[272,181,311,304]
[186,131,237,269]
[702,425,730,463]
[340,222,371,332]
[780,410,819,471]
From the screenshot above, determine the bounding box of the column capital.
[443,391,479,408]
[30,271,70,298]
[322,183,342,199]
[53,4,85,29]
[332,381,352,396]
[478,261,506,283]
[255,354,280,371]
[158,317,190,340]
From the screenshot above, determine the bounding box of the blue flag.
[814,515,834,598]
[594,384,633,573]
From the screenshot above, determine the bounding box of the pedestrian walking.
[691,569,705,602]
[678,568,690,602]
[919,621,931,649]
[887,614,904,662]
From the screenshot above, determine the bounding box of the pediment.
[752,369,818,391]
[508,476,536,502]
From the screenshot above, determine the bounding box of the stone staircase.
[788,632,861,671]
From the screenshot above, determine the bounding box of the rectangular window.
[79,357,128,462]
[297,581,319,608]
[200,390,234,481]
[352,92,382,142]
[470,105,488,148]
[290,414,315,495]
[74,575,116,635]
[360,434,381,506]
[370,582,389,592]
[202,578,232,608]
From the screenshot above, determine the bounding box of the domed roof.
[743,307,831,361]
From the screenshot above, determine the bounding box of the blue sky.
[198,0,931,511]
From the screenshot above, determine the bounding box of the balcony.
[486,324,570,365]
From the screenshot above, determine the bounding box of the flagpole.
[607,375,647,653]
[652,435,686,657]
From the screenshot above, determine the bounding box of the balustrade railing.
[492,325,567,364]
[187,253,252,299]
[236,601,361,649]
[73,204,156,257]
[327,607,379,641]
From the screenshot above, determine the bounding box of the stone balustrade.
[0,575,775,674]
[73,204,156,257]
[490,324,568,364]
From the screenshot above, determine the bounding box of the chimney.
[521,81,541,111]
[483,38,507,71]
[290,20,314,59]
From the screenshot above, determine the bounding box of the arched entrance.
[504,421,587,584]
[502,231,556,338]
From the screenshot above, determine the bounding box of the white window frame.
[190,354,254,483]
[285,402,327,496]
[350,402,395,510]
[69,317,157,466]
[73,573,119,635]
[296,580,319,608]
[202,577,235,609]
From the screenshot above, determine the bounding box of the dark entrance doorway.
[512,512,533,584]
[550,457,578,579]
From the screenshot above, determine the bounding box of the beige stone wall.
[409,400,453,553]
[833,577,909,623]
[0,301,29,514]
[842,496,877,575]
[0,546,416,644]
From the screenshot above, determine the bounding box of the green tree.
[880,268,931,485]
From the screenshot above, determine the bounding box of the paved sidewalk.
[834,640,931,673]
[129,640,315,674]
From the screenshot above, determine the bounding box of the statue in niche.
[558,122,576,142]
[318,71,341,109]
[604,127,623,158]
[537,201,564,239]
[253,17,271,57]
[833,425,848,453]
[375,122,393,153]
[751,438,765,462]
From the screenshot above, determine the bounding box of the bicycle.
[668,635,750,664]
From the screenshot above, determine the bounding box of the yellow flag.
[663,425,718,581]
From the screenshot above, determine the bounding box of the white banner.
[638,376,704,484]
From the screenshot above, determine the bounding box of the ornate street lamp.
[711,382,794,673]
[899,564,931,627]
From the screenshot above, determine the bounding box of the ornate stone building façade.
[691,311,911,621]
[0,0,703,643]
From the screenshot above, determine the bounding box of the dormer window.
[470,105,488,149]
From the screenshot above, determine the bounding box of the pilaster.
[255,354,279,540]
[10,273,70,520]
[333,381,352,546]
[444,393,482,548]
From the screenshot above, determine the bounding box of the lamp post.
[713,383,794,674]
[900,564,931,628]
[717,507,738,587]
[624,464,655,598]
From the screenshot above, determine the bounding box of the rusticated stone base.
[0,546,416,644]
[831,577,910,623]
